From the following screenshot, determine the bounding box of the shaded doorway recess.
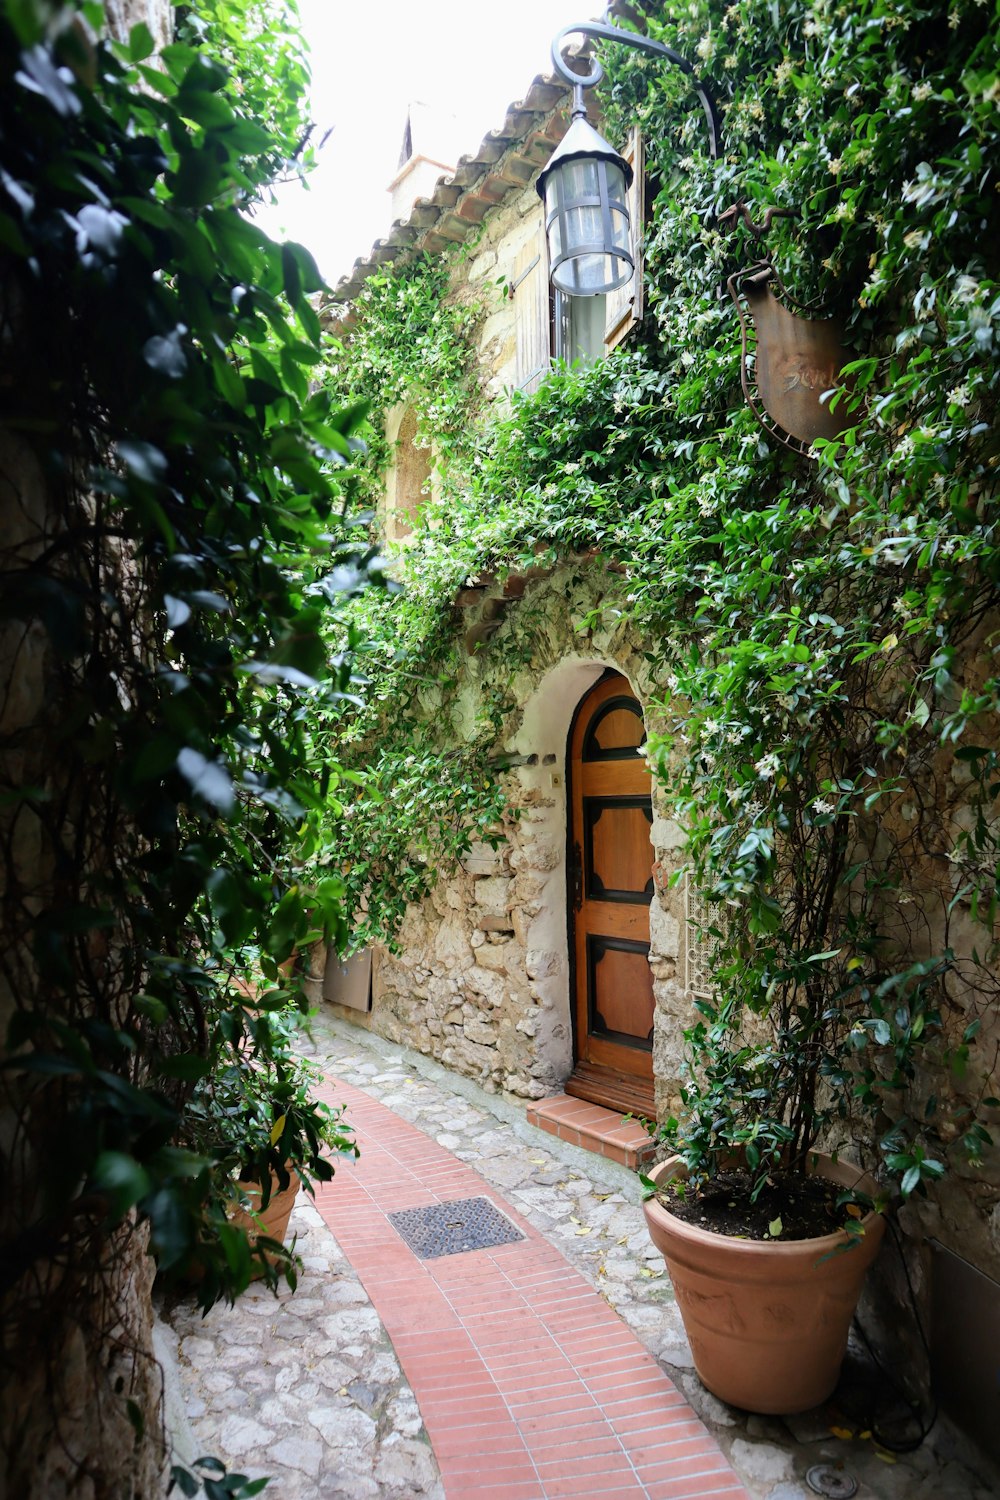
[566,671,655,1118]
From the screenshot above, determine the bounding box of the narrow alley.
[160,1014,997,1500]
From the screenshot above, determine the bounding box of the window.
[384,404,431,542]
[602,127,644,350]
[513,127,645,392]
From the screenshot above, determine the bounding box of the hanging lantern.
[537,113,634,297]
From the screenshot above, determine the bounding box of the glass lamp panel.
[564,203,603,253]
[610,205,630,253]
[576,253,610,295]
[558,157,600,204]
[604,160,628,210]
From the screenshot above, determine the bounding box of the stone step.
[526,1092,656,1169]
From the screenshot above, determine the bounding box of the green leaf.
[158,1054,212,1083]
[195,1458,227,1478]
[143,329,188,378]
[128,22,156,61]
[169,1466,200,1498]
[176,748,235,814]
[92,1151,152,1218]
[118,439,168,484]
[901,1165,921,1196]
[165,595,191,629]
[15,45,81,117]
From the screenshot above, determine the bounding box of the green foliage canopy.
[0,0,375,1336]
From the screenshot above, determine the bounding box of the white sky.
[253,0,600,287]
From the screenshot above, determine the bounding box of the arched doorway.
[566,671,656,1117]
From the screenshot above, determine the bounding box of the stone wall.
[453,179,544,397]
[325,566,691,1108]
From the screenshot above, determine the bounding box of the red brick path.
[313,1077,750,1500]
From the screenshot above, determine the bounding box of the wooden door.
[566,672,656,1118]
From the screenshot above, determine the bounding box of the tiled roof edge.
[326,73,570,310]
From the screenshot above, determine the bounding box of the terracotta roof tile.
[327,72,572,307]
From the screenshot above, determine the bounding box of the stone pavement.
[158,1196,443,1499]
[163,1010,1000,1499]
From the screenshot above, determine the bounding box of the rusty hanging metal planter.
[721,203,855,457]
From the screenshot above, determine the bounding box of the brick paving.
[313,1073,747,1500]
[164,1010,1000,1500]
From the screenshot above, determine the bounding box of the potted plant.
[638,955,935,1414]
[179,1013,356,1295]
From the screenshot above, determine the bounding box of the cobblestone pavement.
[159,1197,444,1499]
[164,1010,1000,1500]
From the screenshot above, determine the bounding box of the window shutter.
[513,223,551,393]
[553,289,573,363]
[605,128,644,350]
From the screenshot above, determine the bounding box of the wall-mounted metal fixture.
[537,19,720,297]
[720,201,853,454]
[540,20,850,457]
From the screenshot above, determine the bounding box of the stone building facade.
[325,35,1000,1451]
[333,569,691,1118]
[327,59,703,1123]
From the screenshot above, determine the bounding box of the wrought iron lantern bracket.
[548,20,722,162]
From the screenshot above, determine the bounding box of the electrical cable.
[844,1216,938,1454]
[773,1214,938,1457]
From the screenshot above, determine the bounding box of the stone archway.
[507,656,642,1093]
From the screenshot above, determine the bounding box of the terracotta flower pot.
[231,1169,301,1271]
[643,1153,885,1414]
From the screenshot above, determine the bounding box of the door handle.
[571,842,584,912]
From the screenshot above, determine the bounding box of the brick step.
[526,1092,656,1169]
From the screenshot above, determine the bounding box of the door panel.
[567,673,656,1117]
[586,798,654,902]
[587,937,655,1046]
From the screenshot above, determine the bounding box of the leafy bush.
[0,0,374,1382]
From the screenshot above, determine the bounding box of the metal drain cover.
[389,1197,524,1258]
[806,1466,858,1499]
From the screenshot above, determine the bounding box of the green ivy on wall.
[325,0,1000,1196]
